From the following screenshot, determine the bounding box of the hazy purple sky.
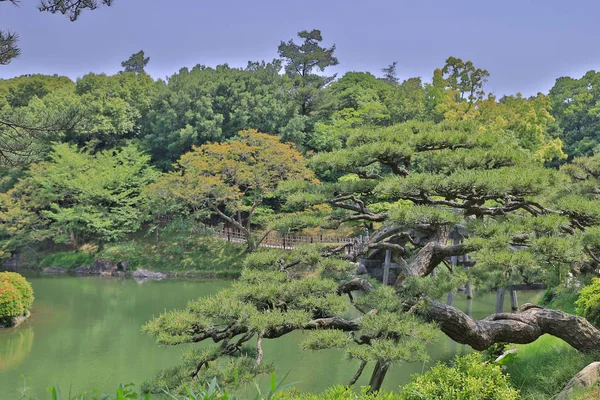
[0,0,597,96]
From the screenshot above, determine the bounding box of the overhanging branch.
[419,301,600,352]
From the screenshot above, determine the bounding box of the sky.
[0,0,598,97]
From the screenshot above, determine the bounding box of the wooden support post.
[465,282,474,299]
[465,298,473,317]
[446,291,454,306]
[382,250,391,286]
[453,228,474,299]
[495,288,505,314]
[510,289,518,311]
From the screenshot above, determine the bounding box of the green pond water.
[0,276,543,398]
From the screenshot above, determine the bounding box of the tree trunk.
[368,360,390,392]
[419,300,600,352]
[339,278,600,354]
[70,230,78,250]
[245,236,256,253]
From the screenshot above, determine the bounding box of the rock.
[42,267,68,275]
[493,348,518,363]
[117,260,130,271]
[112,271,126,278]
[3,252,20,269]
[132,269,166,280]
[356,261,367,275]
[90,258,118,276]
[0,311,30,328]
[74,265,91,275]
[556,362,600,400]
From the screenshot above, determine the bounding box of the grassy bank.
[39,251,95,270]
[503,335,599,399]
[34,222,248,276]
[98,234,246,276]
[502,286,600,399]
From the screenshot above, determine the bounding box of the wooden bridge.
[206,225,357,250]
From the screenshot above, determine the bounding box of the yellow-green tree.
[150,130,317,250]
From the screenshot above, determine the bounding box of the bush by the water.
[0,272,34,310]
[39,251,94,270]
[0,272,34,324]
[398,353,520,400]
[576,277,600,327]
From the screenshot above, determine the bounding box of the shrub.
[0,272,34,311]
[398,353,520,400]
[0,280,24,322]
[576,277,600,327]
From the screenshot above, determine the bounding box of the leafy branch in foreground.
[144,255,438,393]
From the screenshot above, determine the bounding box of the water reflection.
[0,326,34,372]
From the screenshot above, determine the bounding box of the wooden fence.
[205,225,357,250]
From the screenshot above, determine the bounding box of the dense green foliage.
[550,70,600,158]
[398,353,519,400]
[1,143,159,250]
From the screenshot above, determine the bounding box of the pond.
[0,276,543,398]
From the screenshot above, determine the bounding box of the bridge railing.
[203,224,357,250]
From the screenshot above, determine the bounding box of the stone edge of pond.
[37,266,239,280]
[0,311,30,328]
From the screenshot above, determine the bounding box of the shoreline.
[0,311,31,328]
[4,265,241,280]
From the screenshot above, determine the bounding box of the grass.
[572,385,600,400]
[541,286,581,315]
[503,288,600,399]
[39,251,95,269]
[31,221,256,276]
[98,229,246,276]
[503,335,600,399]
